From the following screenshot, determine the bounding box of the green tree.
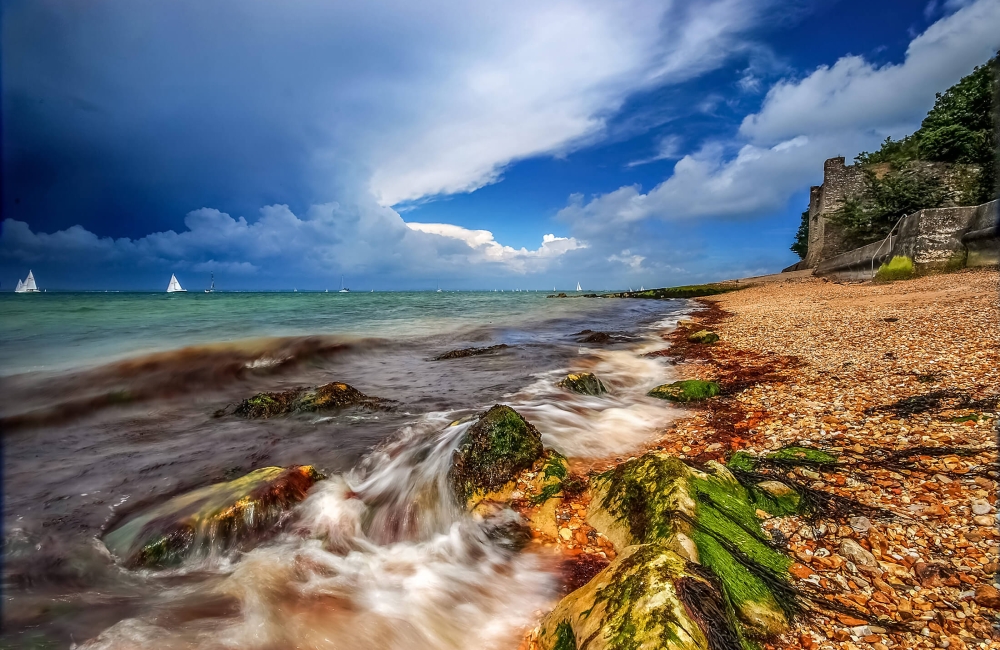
[790,209,809,259]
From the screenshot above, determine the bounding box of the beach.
[519,268,999,649]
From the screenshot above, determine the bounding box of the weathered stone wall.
[814,199,998,279]
[803,157,866,267]
[802,157,981,268]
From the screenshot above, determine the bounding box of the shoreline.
[522,266,999,649]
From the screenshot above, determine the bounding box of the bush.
[790,209,809,259]
[875,256,914,282]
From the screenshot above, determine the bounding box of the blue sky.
[2,0,998,290]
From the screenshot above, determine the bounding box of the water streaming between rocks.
[2,292,693,649]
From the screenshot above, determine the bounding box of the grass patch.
[874,256,914,282]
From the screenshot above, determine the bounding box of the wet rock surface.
[102,465,323,568]
[232,381,392,418]
[558,372,608,396]
[449,404,545,503]
[433,344,510,360]
[648,379,721,402]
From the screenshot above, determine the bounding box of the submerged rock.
[687,330,720,344]
[558,372,608,396]
[585,453,796,640]
[537,544,741,650]
[233,382,391,418]
[576,330,613,344]
[433,344,510,360]
[103,465,323,568]
[449,405,544,503]
[647,380,721,402]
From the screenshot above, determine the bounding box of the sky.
[2,0,999,291]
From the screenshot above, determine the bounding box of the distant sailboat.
[576,282,582,292]
[205,272,215,293]
[339,276,350,293]
[15,270,40,293]
[436,282,442,293]
[166,274,186,293]
[640,285,644,291]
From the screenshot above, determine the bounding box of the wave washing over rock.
[2,292,697,649]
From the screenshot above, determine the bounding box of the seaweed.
[864,389,999,418]
[434,344,509,360]
[449,405,544,502]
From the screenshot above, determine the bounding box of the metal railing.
[870,212,911,278]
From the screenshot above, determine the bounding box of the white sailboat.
[15,270,40,293]
[204,273,215,293]
[166,274,186,293]
[339,276,350,293]
[640,285,644,291]
[576,281,582,292]
[436,282,442,293]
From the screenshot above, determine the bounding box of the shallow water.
[2,291,693,648]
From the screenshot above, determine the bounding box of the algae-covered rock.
[687,330,720,344]
[537,544,740,650]
[558,372,608,396]
[586,453,796,639]
[434,344,509,360]
[234,382,391,418]
[449,405,545,503]
[647,380,721,402]
[727,446,839,473]
[103,466,323,568]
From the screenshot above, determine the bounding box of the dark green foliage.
[648,379,721,402]
[790,210,809,260]
[449,405,544,502]
[855,54,998,204]
[830,167,949,248]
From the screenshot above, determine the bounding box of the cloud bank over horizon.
[3,0,998,289]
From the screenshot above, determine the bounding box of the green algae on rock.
[233,381,391,418]
[449,404,545,503]
[537,544,741,650]
[727,446,840,473]
[103,465,323,568]
[647,380,721,402]
[558,372,609,396]
[585,453,798,643]
[687,330,720,344]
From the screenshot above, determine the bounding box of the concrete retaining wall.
[813,199,998,280]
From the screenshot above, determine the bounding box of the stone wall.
[814,199,998,279]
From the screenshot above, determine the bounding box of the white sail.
[15,279,25,293]
[167,274,186,293]
[24,271,38,292]
[576,282,582,291]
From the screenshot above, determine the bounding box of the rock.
[536,545,742,650]
[971,499,993,515]
[586,453,795,637]
[576,330,614,344]
[849,516,872,534]
[973,515,994,526]
[558,372,608,396]
[838,539,877,570]
[647,380,721,402]
[687,330,720,344]
[974,584,1000,609]
[103,466,323,568]
[448,405,544,503]
[234,382,391,418]
[433,344,509,360]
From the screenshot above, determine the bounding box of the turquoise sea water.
[0,291,614,376]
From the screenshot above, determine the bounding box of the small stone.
[973,515,993,526]
[704,442,723,453]
[973,584,1000,609]
[839,538,877,569]
[849,516,871,534]
[971,500,993,515]
[559,528,572,541]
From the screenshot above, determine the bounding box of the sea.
[1,290,693,649]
